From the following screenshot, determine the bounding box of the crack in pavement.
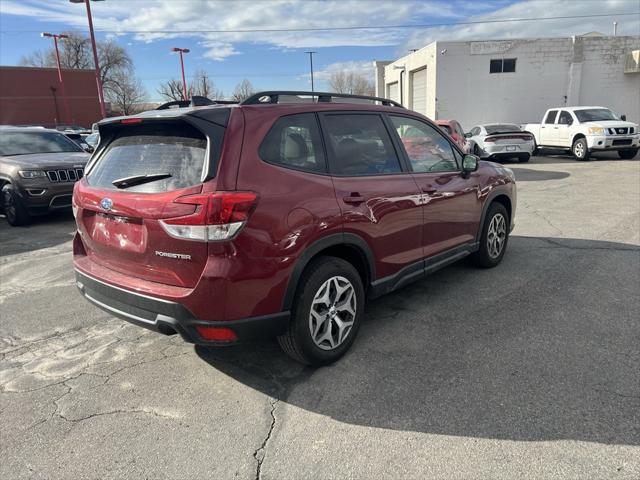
[253,397,279,480]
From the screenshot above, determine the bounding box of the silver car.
[465,123,534,162]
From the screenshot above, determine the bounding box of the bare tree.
[231,79,255,102]
[106,72,147,116]
[157,78,186,101]
[329,71,374,96]
[19,50,49,67]
[98,39,133,94]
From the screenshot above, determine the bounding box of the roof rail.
[240,90,404,108]
[156,96,237,110]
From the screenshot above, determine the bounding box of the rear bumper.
[481,143,534,159]
[75,269,290,346]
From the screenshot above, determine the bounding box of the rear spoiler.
[157,96,237,110]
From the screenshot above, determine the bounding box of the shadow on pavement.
[0,210,76,257]
[511,168,570,182]
[196,235,640,446]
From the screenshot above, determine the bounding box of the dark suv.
[73,91,516,365]
[0,127,90,226]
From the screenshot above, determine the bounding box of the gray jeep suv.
[0,127,90,226]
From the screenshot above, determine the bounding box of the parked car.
[436,119,468,152]
[56,125,92,135]
[65,132,94,153]
[465,124,534,162]
[73,91,516,365]
[523,106,639,160]
[0,127,90,226]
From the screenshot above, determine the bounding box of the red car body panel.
[72,101,516,345]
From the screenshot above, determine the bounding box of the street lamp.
[69,0,107,119]
[171,48,190,101]
[41,32,72,125]
[305,51,316,92]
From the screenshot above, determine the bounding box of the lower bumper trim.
[75,269,290,346]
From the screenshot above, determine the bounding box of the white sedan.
[465,124,535,162]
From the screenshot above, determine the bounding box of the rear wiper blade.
[112,173,172,189]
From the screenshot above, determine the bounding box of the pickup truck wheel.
[572,138,590,161]
[618,149,638,160]
[2,184,31,226]
[471,202,509,268]
[277,256,364,365]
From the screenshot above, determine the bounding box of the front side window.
[544,110,558,124]
[390,115,459,173]
[259,113,326,173]
[87,122,208,193]
[0,131,83,156]
[323,114,401,176]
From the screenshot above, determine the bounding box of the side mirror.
[462,154,479,175]
[621,114,627,121]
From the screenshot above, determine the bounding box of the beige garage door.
[410,68,427,115]
[387,82,399,103]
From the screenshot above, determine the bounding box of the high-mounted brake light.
[121,118,143,124]
[159,192,258,242]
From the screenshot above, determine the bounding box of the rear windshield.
[0,131,83,156]
[485,124,521,134]
[87,123,207,193]
[574,109,618,122]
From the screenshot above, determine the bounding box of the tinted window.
[544,110,558,124]
[391,116,459,173]
[0,131,83,156]
[503,58,516,72]
[558,111,573,125]
[87,122,208,193]
[470,127,481,136]
[439,124,453,135]
[574,108,618,122]
[259,113,326,173]
[454,122,465,137]
[323,114,401,176]
[489,59,502,74]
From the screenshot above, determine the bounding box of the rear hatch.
[74,114,227,288]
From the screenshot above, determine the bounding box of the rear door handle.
[343,195,365,204]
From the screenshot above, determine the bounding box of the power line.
[1,12,638,35]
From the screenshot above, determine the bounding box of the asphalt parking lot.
[1,152,639,480]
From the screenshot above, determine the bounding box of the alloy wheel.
[309,276,356,350]
[487,213,507,259]
[574,142,585,158]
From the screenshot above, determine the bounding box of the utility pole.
[171,47,190,101]
[41,32,72,125]
[305,51,317,92]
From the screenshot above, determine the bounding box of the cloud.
[1,0,461,60]
[403,0,640,54]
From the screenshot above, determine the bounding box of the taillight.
[485,137,497,143]
[159,191,258,242]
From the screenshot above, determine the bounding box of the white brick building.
[375,35,640,129]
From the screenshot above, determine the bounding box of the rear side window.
[259,113,326,173]
[322,114,401,176]
[87,122,207,193]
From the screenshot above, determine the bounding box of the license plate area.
[506,146,517,151]
[86,211,147,253]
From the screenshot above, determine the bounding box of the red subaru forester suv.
[73,91,516,365]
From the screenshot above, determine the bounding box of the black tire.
[471,202,509,268]
[473,143,481,156]
[618,149,638,160]
[277,256,365,366]
[1,184,31,226]
[518,154,530,163]
[571,137,590,161]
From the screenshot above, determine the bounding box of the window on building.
[390,116,459,173]
[323,114,402,176]
[259,113,326,173]
[490,58,517,74]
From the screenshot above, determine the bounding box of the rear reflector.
[159,191,258,242]
[121,118,143,124]
[195,325,238,342]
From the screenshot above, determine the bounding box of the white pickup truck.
[523,106,639,160]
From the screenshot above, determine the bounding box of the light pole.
[171,48,190,101]
[305,51,316,92]
[41,32,72,125]
[69,0,107,119]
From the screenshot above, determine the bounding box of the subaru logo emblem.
[100,198,113,211]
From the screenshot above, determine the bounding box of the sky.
[0,0,638,101]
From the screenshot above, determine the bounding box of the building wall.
[0,66,102,128]
[376,35,640,130]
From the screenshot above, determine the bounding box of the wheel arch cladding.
[281,233,375,311]
[476,189,513,242]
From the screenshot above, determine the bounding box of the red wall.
[0,66,102,128]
